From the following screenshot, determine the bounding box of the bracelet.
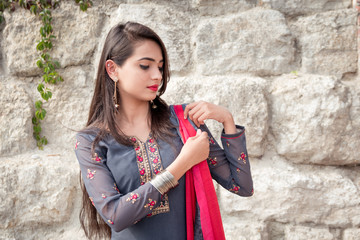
[150,170,179,195]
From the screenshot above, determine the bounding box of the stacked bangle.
[150,170,179,195]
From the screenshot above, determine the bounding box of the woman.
[75,22,253,240]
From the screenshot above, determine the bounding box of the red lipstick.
[147,85,158,91]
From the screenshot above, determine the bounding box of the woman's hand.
[184,101,237,134]
[166,129,210,180]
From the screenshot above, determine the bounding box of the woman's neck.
[116,98,151,140]
[118,99,149,124]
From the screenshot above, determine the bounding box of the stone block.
[0,151,78,229]
[284,225,335,240]
[163,75,268,157]
[270,74,360,165]
[195,8,296,76]
[0,80,34,156]
[289,9,357,78]
[262,0,351,16]
[191,0,255,16]
[39,66,94,149]
[222,216,268,240]
[2,9,42,76]
[343,228,360,240]
[51,2,105,68]
[218,157,360,227]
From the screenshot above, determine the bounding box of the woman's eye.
[158,67,163,72]
[140,65,149,70]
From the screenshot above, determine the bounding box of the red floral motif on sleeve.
[144,199,157,210]
[75,140,80,150]
[108,220,114,225]
[229,184,240,194]
[209,137,215,145]
[226,141,230,147]
[238,152,247,164]
[87,169,96,179]
[208,157,217,166]
[101,194,106,199]
[92,153,102,162]
[126,193,140,204]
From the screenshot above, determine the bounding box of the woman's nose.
[152,67,162,81]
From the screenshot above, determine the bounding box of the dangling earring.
[113,78,119,109]
[150,100,157,109]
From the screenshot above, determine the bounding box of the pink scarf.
[174,105,226,240]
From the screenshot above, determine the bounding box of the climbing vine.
[0,0,93,149]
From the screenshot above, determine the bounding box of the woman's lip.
[147,85,158,91]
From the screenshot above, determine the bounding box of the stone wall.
[1,0,359,239]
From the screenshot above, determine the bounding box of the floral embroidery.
[102,194,106,199]
[229,184,240,194]
[251,189,254,195]
[113,183,120,193]
[108,220,114,225]
[209,137,215,145]
[236,168,241,173]
[133,139,152,185]
[126,193,140,204]
[75,140,80,150]
[131,137,137,143]
[132,135,170,216]
[87,169,96,179]
[226,141,230,147]
[144,198,157,210]
[92,153,102,162]
[238,152,247,164]
[89,197,94,206]
[208,157,217,166]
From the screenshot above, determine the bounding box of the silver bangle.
[150,170,179,195]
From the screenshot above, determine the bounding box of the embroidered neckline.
[132,135,170,216]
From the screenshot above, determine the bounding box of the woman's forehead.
[131,40,163,62]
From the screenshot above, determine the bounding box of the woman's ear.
[105,60,118,82]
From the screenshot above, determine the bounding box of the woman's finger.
[184,102,199,119]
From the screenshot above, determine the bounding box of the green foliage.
[0,0,92,149]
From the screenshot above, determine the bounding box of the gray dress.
[75,105,253,240]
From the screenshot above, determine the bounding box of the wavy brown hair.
[79,22,173,239]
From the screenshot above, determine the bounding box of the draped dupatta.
[173,105,226,240]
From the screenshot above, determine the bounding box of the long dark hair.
[80,22,173,239]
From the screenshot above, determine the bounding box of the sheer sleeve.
[74,133,162,232]
[199,124,254,197]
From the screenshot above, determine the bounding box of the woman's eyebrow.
[137,57,164,63]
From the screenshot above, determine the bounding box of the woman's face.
[115,40,163,105]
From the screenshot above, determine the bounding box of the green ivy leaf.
[35,100,43,109]
[32,117,38,125]
[36,41,45,51]
[30,5,37,14]
[41,136,48,145]
[36,59,44,68]
[40,109,47,119]
[37,83,45,93]
[33,125,42,133]
[35,134,41,141]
